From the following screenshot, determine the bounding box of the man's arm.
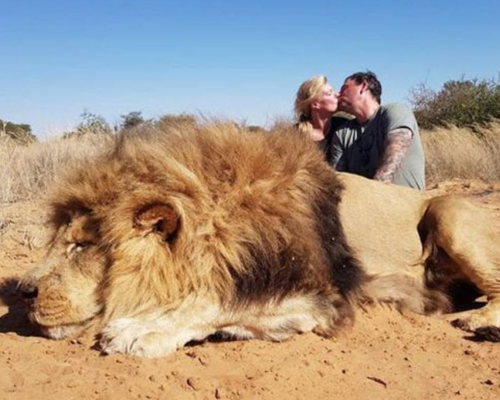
[373,128,412,183]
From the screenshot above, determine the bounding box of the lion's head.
[19,194,192,339]
[17,138,228,338]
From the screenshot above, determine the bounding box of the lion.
[18,122,500,358]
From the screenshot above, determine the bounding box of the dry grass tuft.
[421,121,500,183]
[0,134,112,203]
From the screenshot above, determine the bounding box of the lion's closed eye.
[67,242,92,255]
[75,242,91,251]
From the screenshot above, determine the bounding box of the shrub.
[410,76,500,129]
[245,125,268,133]
[64,110,113,138]
[0,118,37,144]
[155,113,197,130]
[119,111,147,131]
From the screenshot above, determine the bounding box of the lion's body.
[340,173,500,316]
[338,174,428,277]
[19,123,500,357]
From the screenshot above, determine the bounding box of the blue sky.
[1,0,499,137]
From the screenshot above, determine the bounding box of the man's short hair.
[346,71,382,103]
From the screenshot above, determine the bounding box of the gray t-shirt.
[328,103,425,190]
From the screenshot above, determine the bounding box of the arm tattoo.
[373,128,412,183]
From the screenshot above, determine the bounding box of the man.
[331,71,425,190]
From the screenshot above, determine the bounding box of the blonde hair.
[294,75,328,135]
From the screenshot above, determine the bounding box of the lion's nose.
[18,283,39,303]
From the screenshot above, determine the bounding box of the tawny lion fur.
[19,122,500,357]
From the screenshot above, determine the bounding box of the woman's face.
[311,84,338,114]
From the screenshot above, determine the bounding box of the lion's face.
[19,196,185,340]
[19,212,109,339]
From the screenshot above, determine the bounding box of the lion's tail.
[358,274,452,315]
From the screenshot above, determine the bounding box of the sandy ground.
[1,180,500,400]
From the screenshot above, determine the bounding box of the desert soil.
[1,180,499,400]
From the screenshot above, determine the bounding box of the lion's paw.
[474,326,500,342]
[99,319,173,358]
[451,306,500,341]
[99,318,145,355]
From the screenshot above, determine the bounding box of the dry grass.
[0,122,499,204]
[0,134,112,203]
[421,121,500,184]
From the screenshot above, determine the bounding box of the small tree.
[120,111,145,131]
[64,110,112,138]
[77,110,112,135]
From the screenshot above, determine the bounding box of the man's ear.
[360,81,369,95]
[133,203,180,242]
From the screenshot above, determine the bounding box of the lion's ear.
[133,203,179,242]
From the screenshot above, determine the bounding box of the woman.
[294,75,348,163]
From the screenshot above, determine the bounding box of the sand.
[1,180,499,400]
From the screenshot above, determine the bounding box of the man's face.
[338,79,361,113]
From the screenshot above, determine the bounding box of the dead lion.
[18,122,500,357]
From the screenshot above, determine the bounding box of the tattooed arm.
[373,128,412,183]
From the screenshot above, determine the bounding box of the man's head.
[338,71,382,115]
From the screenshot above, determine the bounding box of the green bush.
[64,110,113,138]
[410,76,500,130]
[0,118,37,144]
[119,111,147,131]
